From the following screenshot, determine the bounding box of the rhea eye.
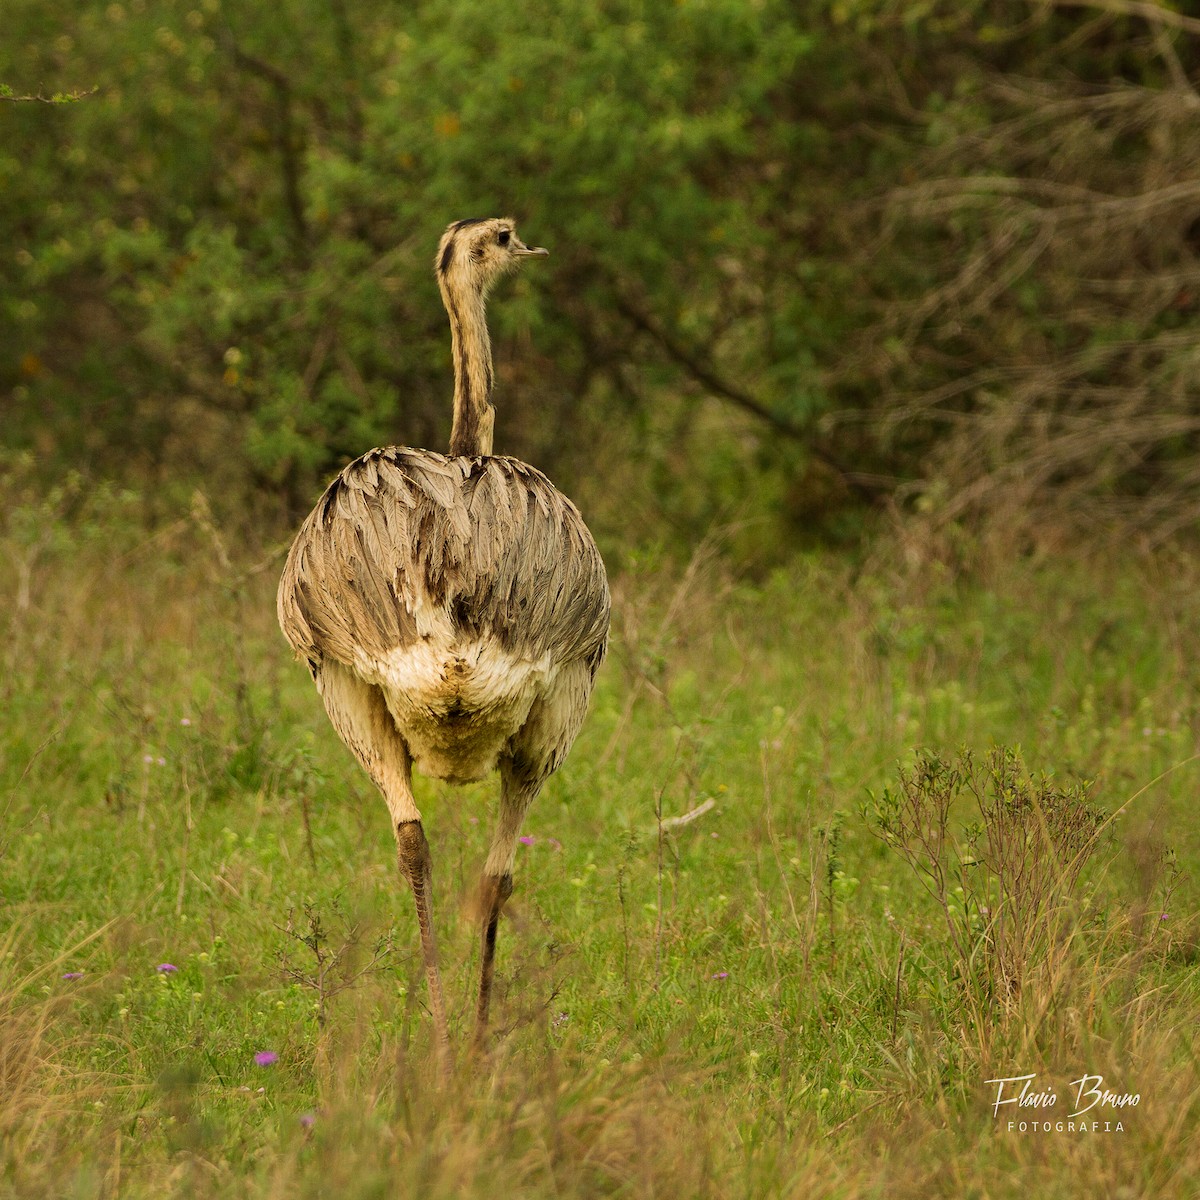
[498,230,511,246]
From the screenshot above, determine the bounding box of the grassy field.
[2,466,1199,1197]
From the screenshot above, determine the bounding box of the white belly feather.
[355,623,556,783]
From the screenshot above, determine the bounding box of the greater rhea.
[277,218,610,1070]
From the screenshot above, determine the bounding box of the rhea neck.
[440,270,496,457]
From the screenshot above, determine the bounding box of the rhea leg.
[316,661,451,1075]
[395,818,451,1074]
[475,665,595,1047]
[475,756,541,1048]
[475,870,513,1040]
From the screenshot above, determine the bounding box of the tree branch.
[221,36,310,258]
[0,85,97,104]
[613,293,806,437]
[612,291,888,502]
[1044,0,1200,36]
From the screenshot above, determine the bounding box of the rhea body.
[277,218,610,1068]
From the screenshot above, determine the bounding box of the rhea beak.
[513,239,549,257]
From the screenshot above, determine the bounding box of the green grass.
[2,477,1199,1197]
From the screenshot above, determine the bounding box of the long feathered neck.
[440,272,495,457]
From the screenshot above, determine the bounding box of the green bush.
[4,1,1199,546]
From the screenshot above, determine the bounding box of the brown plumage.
[277,218,609,1072]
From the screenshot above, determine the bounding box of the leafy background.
[7,0,1200,553]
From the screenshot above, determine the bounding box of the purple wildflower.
[547,837,563,851]
[156,963,178,974]
[518,835,536,846]
[299,1113,316,1129]
[255,1050,279,1067]
[180,718,192,726]
[61,971,85,981]
[1160,913,1170,921]
[711,971,729,981]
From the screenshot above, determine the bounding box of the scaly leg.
[474,757,540,1049]
[396,819,452,1078]
[315,661,452,1078]
[474,667,594,1048]
[474,870,513,1045]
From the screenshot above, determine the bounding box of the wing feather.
[278,449,610,675]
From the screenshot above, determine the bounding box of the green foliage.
[0,0,831,526]
[7,1,1197,544]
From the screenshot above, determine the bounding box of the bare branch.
[657,797,716,833]
[0,85,98,104]
[1044,0,1200,36]
[219,34,310,256]
[612,291,888,502]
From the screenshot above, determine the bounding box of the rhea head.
[435,217,548,299]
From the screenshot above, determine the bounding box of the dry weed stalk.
[276,902,394,1032]
[866,748,1105,1021]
